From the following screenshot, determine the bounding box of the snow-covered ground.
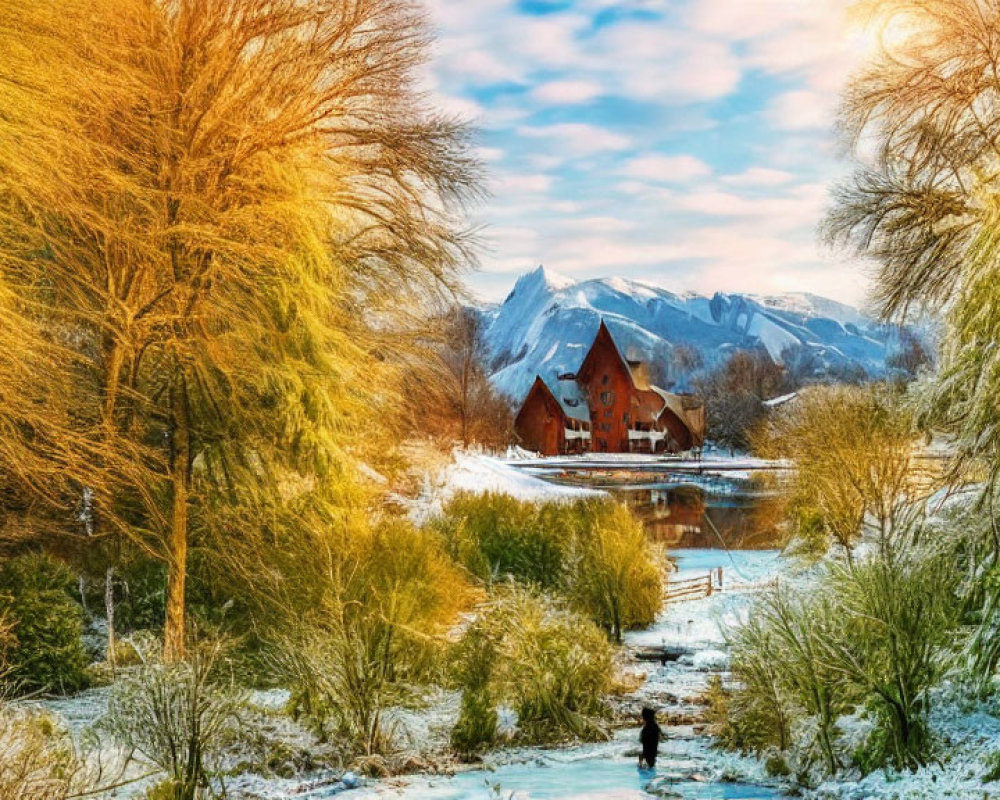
[28,548,790,800]
[28,468,1000,800]
[627,550,783,652]
[400,451,604,525]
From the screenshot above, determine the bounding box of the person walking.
[638,706,661,769]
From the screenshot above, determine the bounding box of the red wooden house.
[514,321,705,456]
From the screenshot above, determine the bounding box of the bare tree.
[695,350,790,454]
[441,307,512,447]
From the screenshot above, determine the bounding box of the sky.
[421,0,874,307]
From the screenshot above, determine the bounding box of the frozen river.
[352,752,781,799]
[350,548,786,800]
[349,459,789,800]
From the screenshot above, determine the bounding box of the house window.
[600,391,614,406]
[602,374,609,386]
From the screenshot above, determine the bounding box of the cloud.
[768,90,837,131]
[557,216,639,234]
[621,155,712,183]
[517,123,633,157]
[531,80,603,105]
[492,173,553,194]
[721,167,796,187]
[591,22,742,103]
[476,146,506,163]
[417,0,867,307]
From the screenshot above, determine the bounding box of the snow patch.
[403,451,603,525]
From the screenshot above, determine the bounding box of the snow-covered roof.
[556,378,591,424]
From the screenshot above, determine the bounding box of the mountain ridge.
[479,266,905,403]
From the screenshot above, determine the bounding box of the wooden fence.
[664,567,723,603]
[665,567,778,604]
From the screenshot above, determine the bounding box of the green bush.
[569,501,662,641]
[983,750,1000,783]
[451,587,614,746]
[449,624,499,756]
[724,537,961,778]
[100,643,247,800]
[451,687,498,757]
[722,612,794,755]
[827,549,960,772]
[0,555,89,695]
[276,517,473,756]
[432,493,578,588]
[432,494,662,638]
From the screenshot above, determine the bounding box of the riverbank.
[321,549,789,800]
[28,549,788,800]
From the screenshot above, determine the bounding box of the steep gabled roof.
[576,320,636,389]
[514,375,567,426]
[576,319,705,448]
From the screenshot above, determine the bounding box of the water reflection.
[544,469,787,549]
[619,485,784,549]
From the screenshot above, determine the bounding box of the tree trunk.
[105,566,116,670]
[164,390,190,662]
[612,598,621,644]
[78,575,90,617]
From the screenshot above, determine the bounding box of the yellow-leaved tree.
[0,0,480,659]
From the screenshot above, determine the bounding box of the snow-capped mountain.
[481,266,904,402]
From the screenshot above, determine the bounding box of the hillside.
[480,266,905,403]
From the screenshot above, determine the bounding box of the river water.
[527,460,787,550]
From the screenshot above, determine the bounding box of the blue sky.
[421,0,874,306]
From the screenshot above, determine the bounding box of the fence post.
[717,566,724,592]
[706,572,713,597]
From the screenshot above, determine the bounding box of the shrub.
[0,554,88,695]
[451,687,498,757]
[0,608,15,677]
[278,517,473,756]
[722,614,793,755]
[449,627,498,756]
[100,643,247,800]
[724,534,961,778]
[432,493,578,588]
[569,502,662,641]
[0,705,93,800]
[432,494,663,638]
[825,548,960,772]
[752,385,917,558]
[983,750,1000,783]
[727,585,854,777]
[451,587,614,745]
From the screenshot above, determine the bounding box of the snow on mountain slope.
[481,266,902,403]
